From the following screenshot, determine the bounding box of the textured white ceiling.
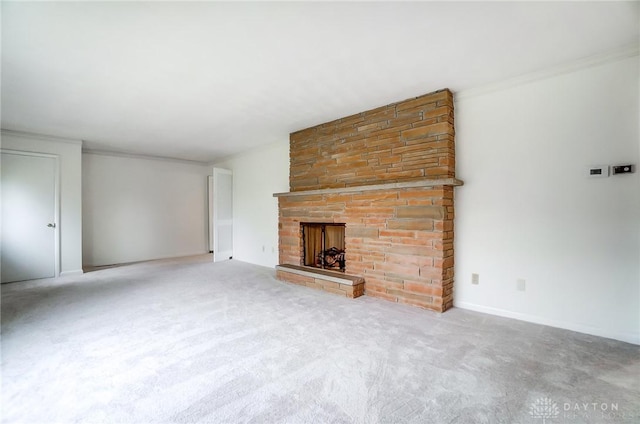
[2,1,638,162]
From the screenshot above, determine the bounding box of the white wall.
[209,54,639,344]
[83,152,210,266]
[214,140,289,268]
[1,131,83,276]
[454,55,640,344]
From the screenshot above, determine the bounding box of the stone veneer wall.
[277,89,459,312]
[289,89,455,191]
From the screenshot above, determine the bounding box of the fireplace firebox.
[301,223,345,271]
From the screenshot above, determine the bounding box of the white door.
[1,152,57,283]
[212,168,233,262]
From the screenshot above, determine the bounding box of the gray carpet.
[2,256,639,423]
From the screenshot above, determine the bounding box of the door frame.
[1,149,61,278]
[212,167,233,262]
[207,175,214,253]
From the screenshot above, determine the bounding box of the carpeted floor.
[1,256,639,423]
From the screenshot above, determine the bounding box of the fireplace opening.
[301,223,345,272]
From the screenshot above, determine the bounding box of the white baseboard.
[83,251,211,268]
[60,269,84,277]
[454,301,640,346]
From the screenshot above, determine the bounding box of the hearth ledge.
[276,264,363,286]
[273,178,463,198]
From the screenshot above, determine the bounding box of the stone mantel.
[274,178,463,198]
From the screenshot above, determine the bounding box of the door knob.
[47,223,56,228]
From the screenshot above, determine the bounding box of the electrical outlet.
[471,273,479,285]
[262,245,265,252]
[517,279,526,291]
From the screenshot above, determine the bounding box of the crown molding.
[1,129,83,146]
[82,148,210,166]
[455,43,639,102]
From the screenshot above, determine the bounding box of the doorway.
[211,168,233,262]
[1,151,59,283]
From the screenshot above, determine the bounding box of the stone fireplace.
[274,89,462,312]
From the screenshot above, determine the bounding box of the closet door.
[1,152,58,282]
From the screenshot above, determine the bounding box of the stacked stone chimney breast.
[274,89,462,312]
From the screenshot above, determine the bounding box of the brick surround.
[275,89,462,312]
